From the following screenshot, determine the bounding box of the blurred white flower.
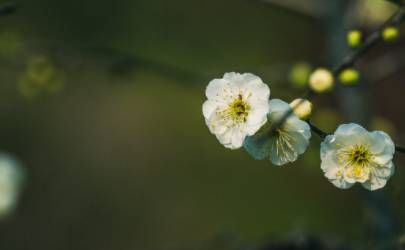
[321,124,395,191]
[203,72,270,149]
[309,68,334,93]
[0,153,25,218]
[244,99,311,166]
[350,0,396,27]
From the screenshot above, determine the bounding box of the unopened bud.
[339,68,360,85]
[382,26,399,42]
[309,68,334,93]
[290,98,313,120]
[347,30,362,48]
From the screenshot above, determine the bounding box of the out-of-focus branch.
[87,47,207,83]
[364,46,405,83]
[267,6,405,142]
[333,7,405,75]
[0,2,16,16]
[244,0,326,19]
[385,0,404,6]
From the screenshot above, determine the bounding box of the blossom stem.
[307,121,328,139]
[396,145,405,154]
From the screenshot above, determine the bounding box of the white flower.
[320,123,395,190]
[309,68,334,93]
[0,153,25,218]
[290,98,313,120]
[202,72,270,149]
[244,99,311,166]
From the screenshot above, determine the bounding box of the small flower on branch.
[244,99,311,166]
[202,72,270,149]
[321,123,395,190]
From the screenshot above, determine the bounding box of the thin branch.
[246,0,326,19]
[308,121,328,139]
[333,7,405,75]
[396,145,405,153]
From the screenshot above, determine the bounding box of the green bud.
[288,63,312,88]
[382,26,399,42]
[347,30,362,48]
[339,68,360,85]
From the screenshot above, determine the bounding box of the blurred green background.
[0,0,404,249]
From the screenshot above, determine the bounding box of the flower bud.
[382,26,399,42]
[288,63,312,88]
[339,68,360,85]
[347,30,362,48]
[309,68,334,93]
[290,98,313,120]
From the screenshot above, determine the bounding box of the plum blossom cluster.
[202,72,398,191]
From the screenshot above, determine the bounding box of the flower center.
[347,144,371,167]
[338,144,373,180]
[228,94,250,122]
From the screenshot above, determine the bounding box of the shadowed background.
[0,0,404,249]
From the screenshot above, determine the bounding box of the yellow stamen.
[221,94,251,123]
[337,144,373,179]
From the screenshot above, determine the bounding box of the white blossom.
[0,153,25,218]
[203,72,270,149]
[320,123,395,190]
[244,99,311,166]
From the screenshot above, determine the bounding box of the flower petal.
[362,177,388,191]
[370,131,395,165]
[246,107,268,127]
[205,78,229,99]
[334,123,369,145]
[202,100,217,119]
[268,99,291,114]
[371,161,394,179]
[320,152,355,190]
[268,135,299,166]
[243,134,271,160]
